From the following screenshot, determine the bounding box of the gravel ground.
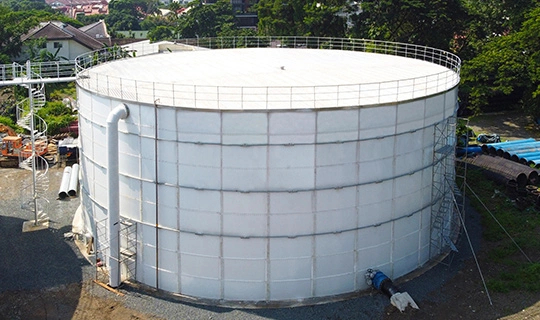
[0,164,483,320]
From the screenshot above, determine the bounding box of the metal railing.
[0,61,76,85]
[75,37,461,110]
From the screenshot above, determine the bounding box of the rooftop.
[77,39,460,110]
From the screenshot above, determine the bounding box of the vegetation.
[0,0,53,12]
[145,0,257,41]
[37,100,76,135]
[349,0,468,50]
[0,115,16,129]
[461,166,540,293]
[106,0,160,32]
[460,7,540,117]
[40,83,77,136]
[257,0,348,37]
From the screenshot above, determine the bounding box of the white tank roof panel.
[81,48,458,109]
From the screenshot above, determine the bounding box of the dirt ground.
[1,110,539,320]
[467,110,540,141]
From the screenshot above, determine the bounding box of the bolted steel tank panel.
[75,38,460,306]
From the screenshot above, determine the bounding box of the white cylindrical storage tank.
[75,38,460,306]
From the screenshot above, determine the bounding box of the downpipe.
[107,103,129,288]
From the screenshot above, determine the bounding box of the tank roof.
[79,47,459,110]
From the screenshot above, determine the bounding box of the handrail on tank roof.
[75,37,461,73]
[74,37,461,109]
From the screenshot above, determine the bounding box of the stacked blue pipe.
[503,142,540,159]
[511,151,540,164]
[482,138,535,155]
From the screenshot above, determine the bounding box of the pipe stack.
[482,138,536,155]
[57,164,79,199]
[462,154,539,187]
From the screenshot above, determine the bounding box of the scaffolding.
[430,111,466,261]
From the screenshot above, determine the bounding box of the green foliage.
[76,14,107,25]
[106,0,161,32]
[302,2,346,37]
[177,0,235,38]
[36,100,76,136]
[167,2,182,12]
[256,0,348,37]
[0,87,16,122]
[488,243,518,262]
[488,263,540,293]
[148,25,174,42]
[460,7,540,117]
[141,15,169,31]
[0,0,52,12]
[47,82,76,101]
[458,0,537,59]
[350,0,467,50]
[0,5,40,63]
[0,115,16,128]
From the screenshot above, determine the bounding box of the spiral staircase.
[0,60,79,232]
[14,63,51,232]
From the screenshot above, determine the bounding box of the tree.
[36,100,77,135]
[257,0,348,37]
[176,0,235,38]
[77,13,107,25]
[257,0,303,36]
[148,25,174,42]
[460,7,540,117]
[106,0,161,31]
[303,2,346,37]
[457,0,538,60]
[106,0,142,31]
[0,0,52,12]
[350,0,467,50]
[0,5,40,63]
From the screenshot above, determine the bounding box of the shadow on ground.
[0,216,88,319]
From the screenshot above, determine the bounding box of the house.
[18,21,107,61]
[68,1,109,19]
[79,20,112,46]
[46,0,109,18]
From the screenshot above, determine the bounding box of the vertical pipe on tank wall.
[153,100,160,289]
[107,103,129,288]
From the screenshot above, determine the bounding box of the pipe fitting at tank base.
[365,269,419,312]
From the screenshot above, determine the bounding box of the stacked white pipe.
[58,164,79,199]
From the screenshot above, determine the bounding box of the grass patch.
[487,263,540,293]
[461,165,540,293]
